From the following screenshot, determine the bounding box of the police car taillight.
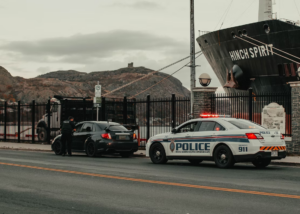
[200,114,219,118]
[101,133,112,139]
[281,134,284,140]
[246,133,264,140]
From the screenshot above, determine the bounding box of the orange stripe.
[0,162,300,200]
[260,147,265,151]
[265,146,270,151]
[269,146,274,151]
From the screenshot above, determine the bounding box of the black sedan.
[51,121,138,157]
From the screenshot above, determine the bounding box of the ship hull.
[197,20,300,93]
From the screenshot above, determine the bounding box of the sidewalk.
[0,142,146,156]
[0,142,299,165]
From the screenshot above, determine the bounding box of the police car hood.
[151,132,171,140]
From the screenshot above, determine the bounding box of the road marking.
[1,161,300,199]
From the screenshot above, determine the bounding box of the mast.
[258,0,273,21]
[190,0,196,115]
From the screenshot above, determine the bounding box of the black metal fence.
[0,95,191,149]
[211,89,292,137]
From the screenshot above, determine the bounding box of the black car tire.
[149,143,168,164]
[38,127,47,142]
[120,152,133,158]
[188,159,203,165]
[86,142,97,157]
[53,140,62,155]
[214,145,235,169]
[252,159,271,168]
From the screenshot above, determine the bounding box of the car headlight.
[147,138,152,144]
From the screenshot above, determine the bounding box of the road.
[0,150,300,214]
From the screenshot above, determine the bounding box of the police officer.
[61,116,76,156]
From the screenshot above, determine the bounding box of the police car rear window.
[109,125,128,131]
[228,120,265,129]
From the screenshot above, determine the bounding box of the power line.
[219,0,234,30]
[214,0,234,30]
[230,0,257,27]
[102,51,202,97]
[129,53,203,99]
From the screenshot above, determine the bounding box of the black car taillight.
[101,133,112,139]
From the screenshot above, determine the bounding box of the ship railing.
[198,30,211,36]
[278,18,300,26]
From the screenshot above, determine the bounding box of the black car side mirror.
[172,128,177,134]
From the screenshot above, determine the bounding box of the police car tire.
[252,159,271,168]
[213,145,235,169]
[53,140,62,155]
[188,159,203,165]
[150,143,168,164]
[86,142,97,157]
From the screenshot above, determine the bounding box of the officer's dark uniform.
[61,120,75,156]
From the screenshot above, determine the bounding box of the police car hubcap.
[221,154,226,160]
[156,151,161,156]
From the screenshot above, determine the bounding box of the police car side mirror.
[172,128,177,134]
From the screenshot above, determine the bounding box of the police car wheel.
[150,143,168,164]
[86,142,97,157]
[53,140,62,155]
[252,159,271,168]
[214,145,235,168]
[188,159,203,165]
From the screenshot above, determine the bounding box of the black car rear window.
[109,125,128,131]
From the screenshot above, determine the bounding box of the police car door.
[168,121,199,157]
[190,121,218,157]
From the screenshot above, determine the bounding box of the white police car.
[146,115,286,168]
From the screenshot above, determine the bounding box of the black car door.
[74,122,94,150]
[72,123,84,150]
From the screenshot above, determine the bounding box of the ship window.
[243,29,247,36]
[204,39,208,44]
[238,30,243,37]
[264,24,270,34]
[231,32,236,39]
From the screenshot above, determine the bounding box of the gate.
[211,89,292,137]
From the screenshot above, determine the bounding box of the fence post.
[123,96,127,125]
[18,101,21,142]
[47,99,51,144]
[32,100,35,143]
[83,98,86,121]
[249,88,253,121]
[146,95,150,140]
[4,101,7,141]
[101,97,106,121]
[171,94,176,128]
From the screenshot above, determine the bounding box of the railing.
[211,89,292,137]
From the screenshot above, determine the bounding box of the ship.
[196,0,300,93]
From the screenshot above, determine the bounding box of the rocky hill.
[0,65,190,103]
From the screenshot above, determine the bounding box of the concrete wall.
[289,82,300,153]
[192,87,217,118]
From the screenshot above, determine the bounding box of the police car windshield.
[228,120,266,130]
[109,125,128,131]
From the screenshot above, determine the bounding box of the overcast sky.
[0,0,299,91]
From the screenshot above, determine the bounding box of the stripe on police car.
[260,146,286,151]
[0,162,299,200]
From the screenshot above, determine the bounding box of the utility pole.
[190,0,196,116]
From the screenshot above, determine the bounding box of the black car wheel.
[214,145,235,168]
[149,143,168,164]
[120,152,133,158]
[38,127,47,142]
[86,142,97,157]
[252,159,271,168]
[53,140,62,155]
[188,159,203,165]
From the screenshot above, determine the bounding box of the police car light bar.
[200,114,231,118]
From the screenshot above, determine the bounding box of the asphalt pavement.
[0,150,300,214]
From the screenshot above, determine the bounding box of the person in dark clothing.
[60,116,76,156]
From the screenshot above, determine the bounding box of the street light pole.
[190,0,196,117]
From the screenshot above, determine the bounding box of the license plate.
[271,151,278,157]
[118,135,128,140]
